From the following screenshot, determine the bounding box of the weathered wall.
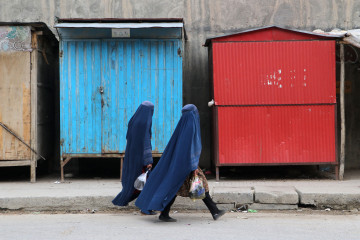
[1,0,360,169]
[336,45,360,170]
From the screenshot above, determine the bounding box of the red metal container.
[212,41,336,105]
[206,26,340,180]
[216,105,336,165]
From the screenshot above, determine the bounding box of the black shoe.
[212,210,226,220]
[141,210,157,215]
[159,215,177,222]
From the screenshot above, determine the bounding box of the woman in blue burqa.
[112,101,156,214]
[135,104,225,222]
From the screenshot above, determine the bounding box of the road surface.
[1,211,359,240]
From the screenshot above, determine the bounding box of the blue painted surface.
[60,39,182,155]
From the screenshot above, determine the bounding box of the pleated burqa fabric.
[135,104,201,213]
[112,101,154,206]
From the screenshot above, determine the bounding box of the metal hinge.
[59,50,63,58]
[177,48,182,57]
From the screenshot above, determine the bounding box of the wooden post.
[30,32,38,183]
[60,157,65,182]
[60,157,71,182]
[339,43,345,180]
[120,157,124,181]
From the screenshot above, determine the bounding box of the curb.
[2,187,360,212]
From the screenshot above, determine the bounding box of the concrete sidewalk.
[1,170,360,212]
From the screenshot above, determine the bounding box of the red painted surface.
[209,27,337,168]
[211,27,335,42]
[212,40,336,105]
[216,105,336,165]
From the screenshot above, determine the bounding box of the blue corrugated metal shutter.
[60,39,182,155]
[60,40,102,154]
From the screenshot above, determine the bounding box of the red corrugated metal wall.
[210,29,336,166]
[212,41,336,105]
[217,106,336,164]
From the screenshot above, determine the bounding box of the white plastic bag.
[134,170,149,191]
[189,175,206,200]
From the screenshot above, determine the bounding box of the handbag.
[189,175,206,200]
[134,170,149,191]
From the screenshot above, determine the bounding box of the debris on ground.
[233,205,258,213]
[237,205,248,212]
[84,208,97,214]
[247,209,258,213]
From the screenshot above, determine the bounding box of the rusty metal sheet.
[212,40,336,105]
[0,52,31,160]
[216,105,336,165]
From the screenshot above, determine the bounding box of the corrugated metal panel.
[212,41,336,105]
[60,39,182,155]
[217,105,336,165]
[60,40,102,154]
[101,39,182,153]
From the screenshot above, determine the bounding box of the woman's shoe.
[148,210,157,215]
[212,210,226,220]
[159,215,177,222]
[141,210,157,215]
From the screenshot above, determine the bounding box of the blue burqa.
[135,104,202,212]
[112,101,154,206]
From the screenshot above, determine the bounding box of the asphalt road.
[1,211,359,240]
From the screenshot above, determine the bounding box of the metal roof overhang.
[343,29,360,49]
[56,18,184,23]
[204,25,342,46]
[55,21,184,39]
[54,22,183,29]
